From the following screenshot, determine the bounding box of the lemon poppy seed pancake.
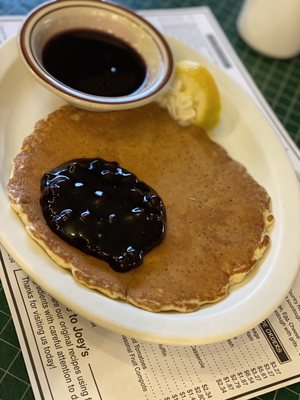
[7,104,273,312]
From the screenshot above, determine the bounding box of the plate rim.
[1,36,300,345]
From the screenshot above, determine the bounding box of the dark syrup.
[42,29,147,97]
[40,158,166,272]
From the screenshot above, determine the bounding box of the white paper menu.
[1,7,300,400]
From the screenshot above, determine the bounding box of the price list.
[119,321,294,400]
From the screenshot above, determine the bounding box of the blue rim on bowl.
[18,0,174,111]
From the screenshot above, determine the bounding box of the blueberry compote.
[40,158,166,272]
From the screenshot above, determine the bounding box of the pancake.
[7,103,273,312]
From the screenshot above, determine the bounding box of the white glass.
[237,0,300,58]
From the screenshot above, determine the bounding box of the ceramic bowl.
[18,0,174,111]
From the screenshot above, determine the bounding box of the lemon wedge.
[157,60,221,130]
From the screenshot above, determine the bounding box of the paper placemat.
[0,7,300,400]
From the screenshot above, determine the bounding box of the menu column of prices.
[1,248,300,400]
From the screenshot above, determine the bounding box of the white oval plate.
[0,37,300,345]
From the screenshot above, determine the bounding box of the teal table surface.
[0,1,299,400]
